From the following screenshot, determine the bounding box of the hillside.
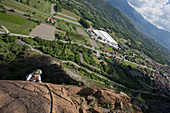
[0,80,143,113]
[107,0,170,50]
[54,0,170,64]
[0,0,170,113]
[0,34,169,112]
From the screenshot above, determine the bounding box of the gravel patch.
[51,4,56,15]
[76,27,88,37]
[29,23,55,40]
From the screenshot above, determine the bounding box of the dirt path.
[76,27,88,37]
[29,23,55,40]
[51,4,55,15]
[88,38,99,48]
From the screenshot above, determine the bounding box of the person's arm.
[26,73,33,81]
[37,75,42,83]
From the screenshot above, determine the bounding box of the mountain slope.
[61,0,170,64]
[107,0,170,49]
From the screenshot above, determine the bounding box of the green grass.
[71,34,84,42]
[96,41,105,49]
[106,47,113,51]
[16,0,51,14]
[84,37,92,46]
[0,12,27,25]
[56,20,78,33]
[57,21,70,31]
[0,12,37,35]
[121,60,138,70]
[1,0,47,21]
[62,9,81,19]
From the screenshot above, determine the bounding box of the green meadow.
[0,12,37,35]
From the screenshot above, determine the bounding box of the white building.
[90,29,118,48]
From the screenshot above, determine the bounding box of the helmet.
[34,69,42,75]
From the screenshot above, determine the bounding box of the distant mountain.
[107,0,170,49]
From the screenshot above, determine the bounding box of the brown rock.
[88,107,102,113]
[78,87,97,96]
[133,105,143,113]
[79,107,87,113]
[0,80,142,113]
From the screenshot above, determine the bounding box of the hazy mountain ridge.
[107,0,170,49]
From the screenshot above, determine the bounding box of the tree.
[55,3,62,12]
[4,53,16,62]
[79,18,90,28]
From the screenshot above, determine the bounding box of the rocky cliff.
[0,80,142,113]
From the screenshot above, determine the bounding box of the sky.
[127,0,170,32]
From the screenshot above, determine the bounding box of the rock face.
[0,80,142,113]
[0,50,82,86]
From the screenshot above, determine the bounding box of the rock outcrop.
[0,80,142,113]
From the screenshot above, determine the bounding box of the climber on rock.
[26,69,42,83]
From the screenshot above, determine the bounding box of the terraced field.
[0,12,37,35]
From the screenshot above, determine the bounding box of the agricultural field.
[15,0,51,14]
[0,12,37,35]
[69,33,91,45]
[62,9,81,19]
[1,0,47,21]
[29,23,55,40]
[56,20,77,32]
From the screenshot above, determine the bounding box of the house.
[46,17,56,24]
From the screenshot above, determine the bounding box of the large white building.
[89,29,118,49]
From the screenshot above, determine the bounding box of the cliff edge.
[0,80,142,113]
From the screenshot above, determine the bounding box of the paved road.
[58,13,78,20]
[1,25,10,33]
[53,15,81,26]
[4,5,25,14]
[10,33,32,38]
[62,61,80,68]
[16,39,40,53]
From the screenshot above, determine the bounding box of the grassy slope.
[1,0,47,21]
[20,0,51,14]
[0,12,37,35]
